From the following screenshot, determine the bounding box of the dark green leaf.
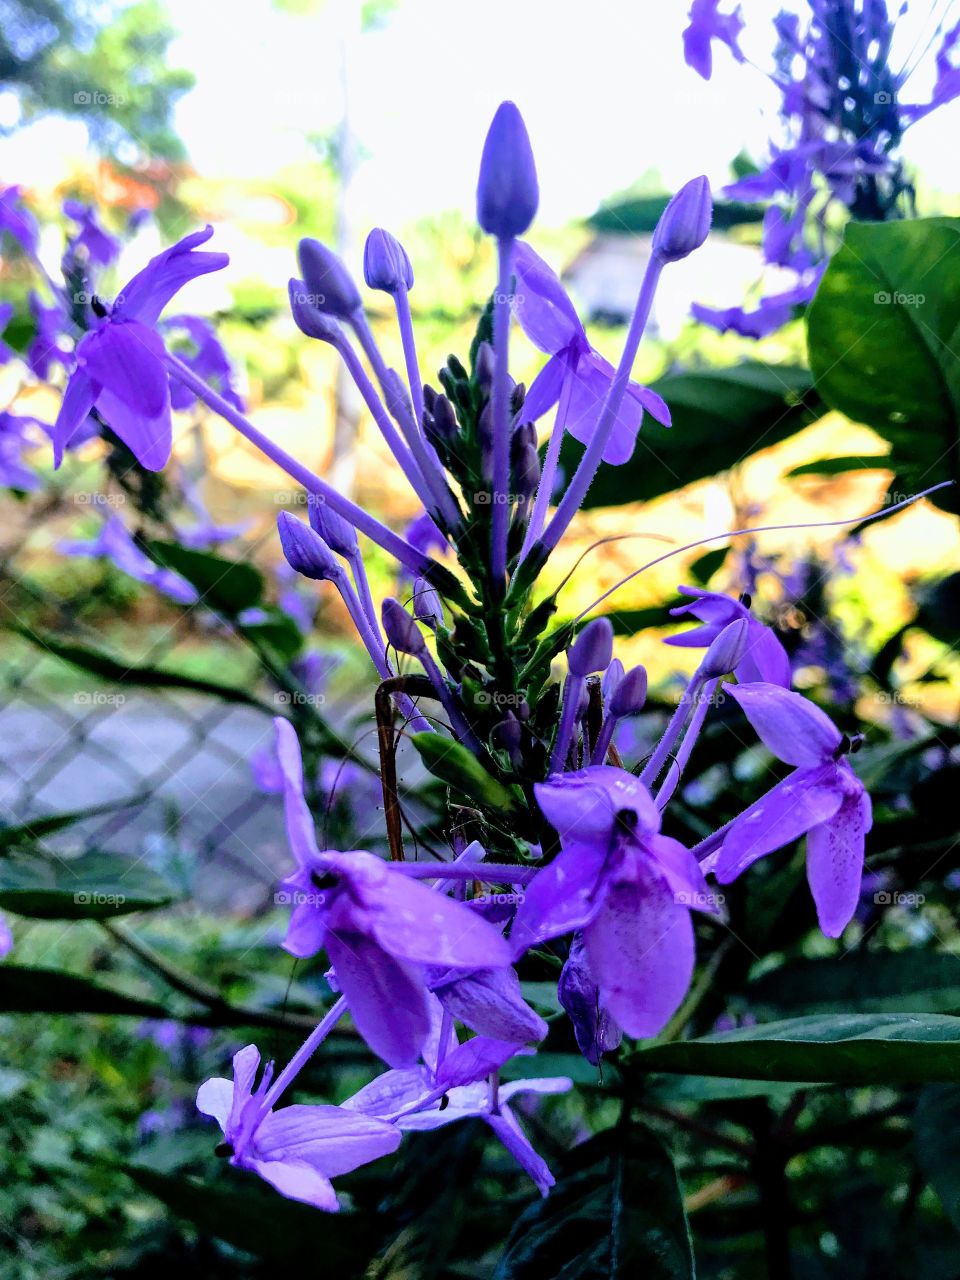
[749,952,960,1016]
[689,547,729,585]
[0,794,149,850]
[807,217,960,513]
[565,363,819,508]
[145,540,265,615]
[0,966,170,1017]
[600,607,667,638]
[409,734,520,813]
[915,1085,960,1232]
[588,194,763,234]
[0,851,175,918]
[787,454,890,478]
[238,604,305,661]
[494,1124,694,1279]
[638,1013,960,1084]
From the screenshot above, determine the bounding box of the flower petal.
[564,350,644,465]
[436,1036,523,1091]
[714,766,844,882]
[727,683,843,767]
[52,370,96,468]
[429,964,548,1043]
[510,842,607,954]
[649,834,720,913]
[583,870,695,1039]
[117,226,228,327]
[79,322,168,416]
[512,242,585,355]
[365,871,513,970]
[342,1067,433,1117]
[520,352,567,424]
[805,793,868,938]
[247,1157,340,1211]
[325,930,431,1068]
[273,718,321,869]
[255,1104,401,1177]
[195,1077,234,1129]
[535,766,660,844]
[485,1107,555,1196]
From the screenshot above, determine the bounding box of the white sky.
[1,0,957,225]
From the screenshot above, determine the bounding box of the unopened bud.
[475,342,495,392]
[610,664,648,717]
[567,617,614,677]
[277,511,342,582]
[652,176,712,263]
[477,101,539,239]
[289,278,341,343]
[308,495,358,558]
[363,227,413,294]
[413,576,444,629]
[298,239,362,318]
[382,597,427,657]
[701,617,749,677]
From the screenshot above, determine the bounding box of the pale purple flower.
[163,314,244,413]
[63,199,120,267]
[197,1043,401,1210]
[683,0,745,80]
[666,586,791,687]
[59,516,199,605]
[0,412,44,491]
[52,226,228,471]
[273,719,513,1066]
[27,292,72,380]
[0,186,39,255]
[512,242,670,465]
[712,683,872,937]
[512,766,718,1038]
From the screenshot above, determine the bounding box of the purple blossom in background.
[197,1043,401,1210]
[26,292,72,380]
[0,411,45,491]
[59,516,199,605]
[163,314,244,412]
[686,0,960,336]
[0,185,39,255]
[683,0,745,81]
[711,682,872,936]
[52,226,228,470]
[513,767,719,1037]
[0,912,12,960]
[512,242,671,466]
[63,200,120,267]
[666,585,792,686]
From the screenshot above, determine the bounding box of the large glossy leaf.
[638,1014,960,1083]
[915,1085,960,1233]
[562,363,819,509]
[494,1125,694,1280]
[0,851,175,919]
[807,217,960,513]
[749,952,960,1016]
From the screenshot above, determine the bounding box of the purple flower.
[0,186,39,255]
[0,912,12,959]
[344,1034,571,1196]
[52,226,228,471]
[512,766,718,1038]
[59,516,199,605]
[665,586,791,687]
[163,314,244,412]
[426,962,548,1044]
[712,683,872,937]
[273,719,513,1066]
[196,1044,401,1210]
[476,101,539,240]
[557,934,622,1065]
[0,411,44,491]
[512,242,670,465]
[63,200,120,267]
[683,0,745,80]
[27,293,72,380]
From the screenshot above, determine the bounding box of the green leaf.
[638,1014,960,1084]
[145,540,265,615]
[915,1085,960,1232]
[238,605,305,662]
[494,1124,694,1279]
[0,851,175,919]
[787,454,890,478]
[125,1164,371,1264]
[409,734,520,813]
[601,607,667,638]
[0,794,149,850]
[749,952,960,1016]
[588,193,763,234]
[807,217,960,514]
[689,547,729,585]
[564,363,819,508]
[0,966,170,1017]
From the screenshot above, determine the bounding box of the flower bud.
[413,576,444,629]
[475,341,495,392]
[492,711,523,765]
[277,511,342,582]
[601,657,624,703]
[610,664,648,717]
[700,617,749,677]
[297,239,362,318]
[513,441,540,501]
[288,278,341,342]
[432,394,458,440]
[567,617,614,677]
[382,597,426,657]
[651,176,712,263]
[477,101,539,239]
[308,494,358,558]
[363,227,414,294]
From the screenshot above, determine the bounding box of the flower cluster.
[684,0,960,336]
[38,102,879,1209]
